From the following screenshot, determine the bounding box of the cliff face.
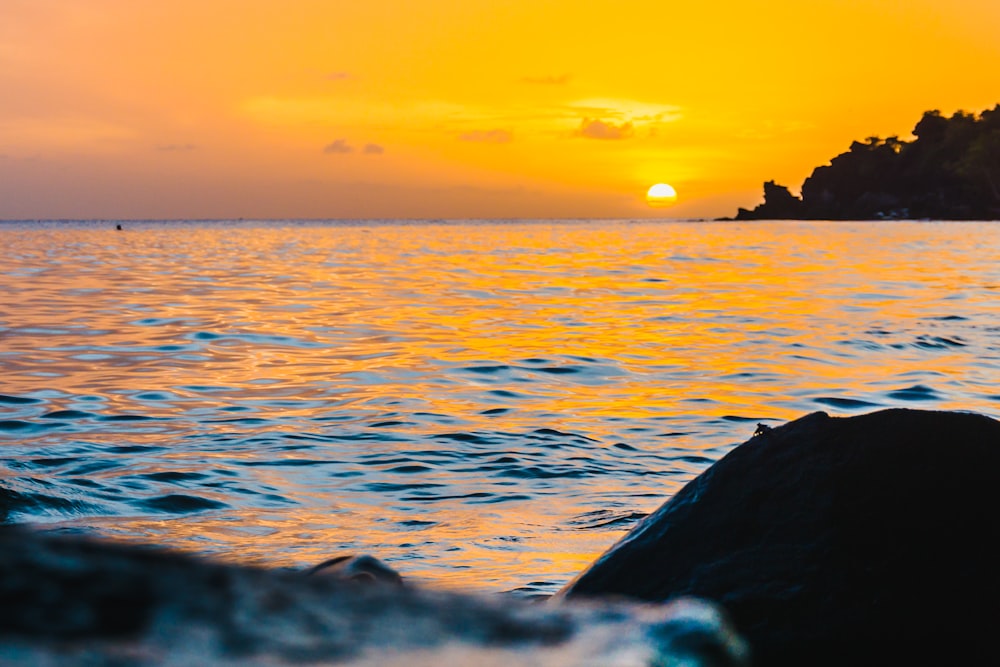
[736,105,1000,220]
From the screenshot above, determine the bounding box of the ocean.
[1,219,998,596]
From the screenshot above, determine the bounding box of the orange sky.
[2,0,999,219]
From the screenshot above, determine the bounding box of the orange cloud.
[324,140,384,155]
[575,118,634,140]
[323,139,353,154]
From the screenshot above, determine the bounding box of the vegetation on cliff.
[736,105,1000,220]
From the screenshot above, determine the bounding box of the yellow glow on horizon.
[1,0,999,218]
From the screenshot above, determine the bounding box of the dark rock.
[308,553,405,586]
[0,526,748,666]
[734,181,804,220]
[556,408,1000,665]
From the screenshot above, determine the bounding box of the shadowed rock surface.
[0,526,747,666]
[308,553,405,586]
[558,408,1000,665]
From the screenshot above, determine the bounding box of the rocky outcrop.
[735,181,804,220]
[735,105,1000,220]
[557,408,1000,665]
[0,526,748,666]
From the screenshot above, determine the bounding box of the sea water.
[1,219,998,595]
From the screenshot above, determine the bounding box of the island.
[735,105,1000,220]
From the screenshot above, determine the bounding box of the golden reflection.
[2,221,997,592]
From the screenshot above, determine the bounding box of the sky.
[2,0,1000,220]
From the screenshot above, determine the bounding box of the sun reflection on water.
[1,220,998,592]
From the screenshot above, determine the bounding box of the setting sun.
[646,183,678,206]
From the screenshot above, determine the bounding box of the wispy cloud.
[522,74,571,85]
[458,129,513,144]
[575,118,633,140]
[569,99,683,124]
[362,143,384,155]
[323,139,354,154]
[325,71,351,81]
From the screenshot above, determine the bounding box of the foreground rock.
[0,526,748,666]
[558,408,1000,665]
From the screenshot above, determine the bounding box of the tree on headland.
[735,105,1000,220]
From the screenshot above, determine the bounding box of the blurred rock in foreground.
[558,408,1000,665]
[0,526,747,666]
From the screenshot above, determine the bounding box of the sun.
[646,183,678,206]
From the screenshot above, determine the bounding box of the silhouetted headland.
[734,105,1000,220]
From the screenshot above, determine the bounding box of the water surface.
[1,219,998,594]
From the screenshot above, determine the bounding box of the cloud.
[568,99,683,124]
[323,140,384,155]
[458,129,513,144]
[326,71,351,81]
[575,118,634,140]
[323,139,354,154]
[155,143,197,152]
[522,74,571,85]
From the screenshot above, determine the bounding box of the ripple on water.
[463,365,511,375]
[103,445,167,455]
[0,395,43,405]
[234,459,333,468]
[666,455,716,466]
[364,482,445,493]
[134,494,229,514]
[566,509,649,531]
[913,335,967,349]
[886,385,942,401]
[531,428,599,442]
[531,366,582,375]
[0,420,66,435]
[813,396,883,410]
[41,410,96,420]
[402,491,495,503]
[136,472,211,483]
[27,457,81,468]
[0,485,104,521]
[496,466,590,480]
[99,414,159,422]
[432,432,501,445]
